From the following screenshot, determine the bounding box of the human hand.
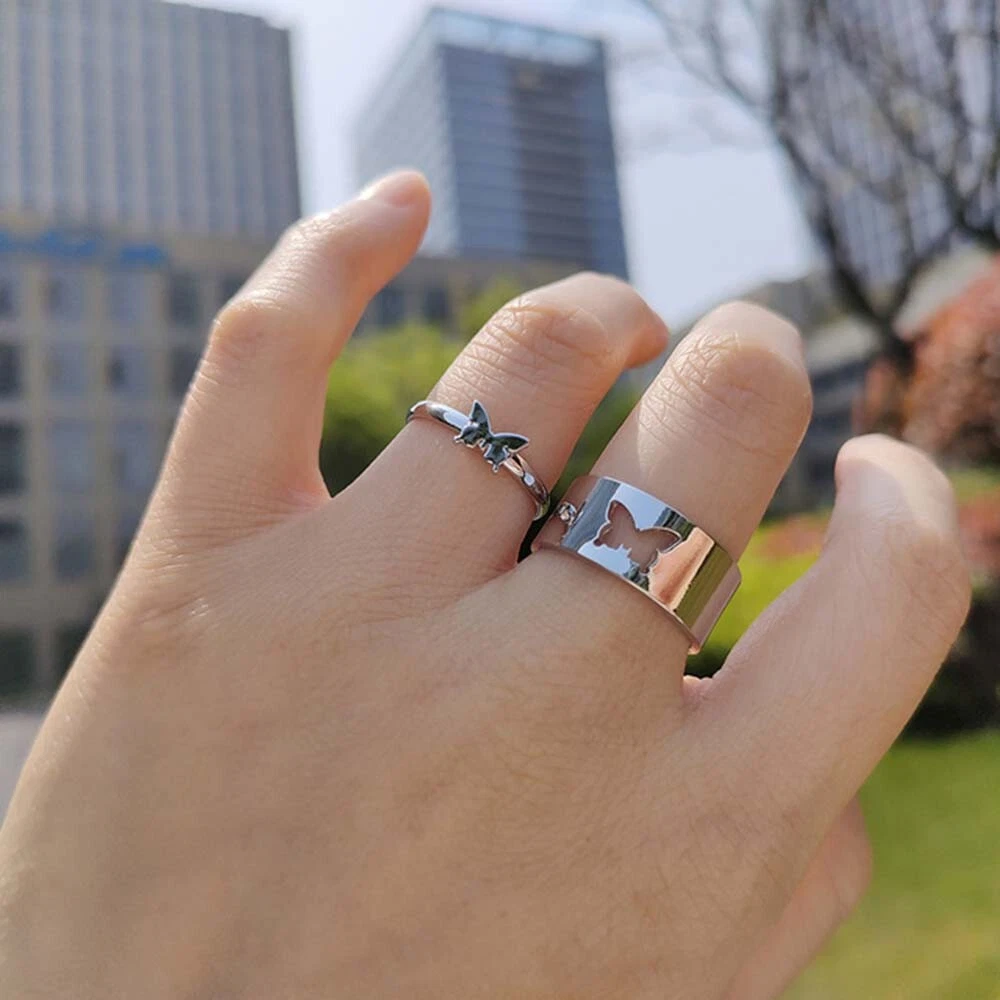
[0,172,970,999]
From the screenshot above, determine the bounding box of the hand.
[0,172,970,999]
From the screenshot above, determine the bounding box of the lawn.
[786,732,1000,999]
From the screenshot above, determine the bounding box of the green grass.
[786,733,1000,999]
[950,466,1000,503]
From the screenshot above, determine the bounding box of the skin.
[0,172,971,999]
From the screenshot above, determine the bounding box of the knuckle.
[654,321,812,460]
[100,558,212,670]
[212,294,285,354]
[495,293,616,372]
[444,271,652,406]
[208,291,306,381]
[457,304,605,405]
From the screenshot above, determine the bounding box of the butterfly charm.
[594,499,682,579]
[454,400,530,472]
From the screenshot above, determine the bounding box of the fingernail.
[359,170,426,207]
[700,301,806,369]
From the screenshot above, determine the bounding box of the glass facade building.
[356,9,628,277]
[0,0,299,239]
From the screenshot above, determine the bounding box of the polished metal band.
[406,399,551,520]
[533,476,740,652]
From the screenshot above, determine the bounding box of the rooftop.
[421,7,602,66]
[356,6,605,142]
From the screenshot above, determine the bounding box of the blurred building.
[356,7,629,278]
[358,254,576,336]
[0,219,270,690]
[741,251,994,511]
[0,0,298,238]
[0,0,299,693]
[742,273,873,510]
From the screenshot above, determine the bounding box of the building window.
[810,410,855,440]
[169,346,200,396]
[49,421,95,494]
[166,272,202,330]
[0,266,19,319]
[106,344,151,399]
[112,421,158,494]
[219,274,248,308]
[0,629,35,695]
[0,343,22,397]
[56,623,90,678]
[375,285,406,328]
[805,455,836,498]
[45,265,86,323]
[0,520,29,582]
[115,507,142,566]
[53,508,95,580]
[47,342,90,398]
[0,424,26,495]
[422,286,451,325]
[107,269,148,327]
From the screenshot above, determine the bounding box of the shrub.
[689,517,819,676]
[321,324,460,493]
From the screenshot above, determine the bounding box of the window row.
[0,342,200,399]
[365,284,453,330]
[0,507,141,585]
[0,623,91,692]
[0,265,249,330]
[0,420,165,496]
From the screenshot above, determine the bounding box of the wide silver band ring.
[532,476,740,652]
[407,399,551,520]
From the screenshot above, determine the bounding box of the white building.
[0,0,299,239]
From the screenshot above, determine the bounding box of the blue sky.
[190,0,817,327]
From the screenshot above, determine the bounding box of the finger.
[701,435,970,854]
[726,800,871,1000]
[517,301,812,675]
[155,171,431,539]
[352,274,667,585]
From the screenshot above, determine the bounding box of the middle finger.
[353,273,667,587]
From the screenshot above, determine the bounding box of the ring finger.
[512,300,813,680]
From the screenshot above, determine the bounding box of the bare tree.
[626,0,1000,362]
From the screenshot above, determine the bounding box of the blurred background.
[0,0,998,994]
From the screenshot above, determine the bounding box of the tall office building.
[356,8,628,278]
[0,0,300,692]
[0,0,299,238]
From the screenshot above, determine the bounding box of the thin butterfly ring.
[406,399,551,520]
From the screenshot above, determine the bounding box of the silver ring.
[532,476,740,652]
[406,399,551,520]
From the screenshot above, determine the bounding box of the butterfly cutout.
[594,499,682,575]
[454,400,529,472]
